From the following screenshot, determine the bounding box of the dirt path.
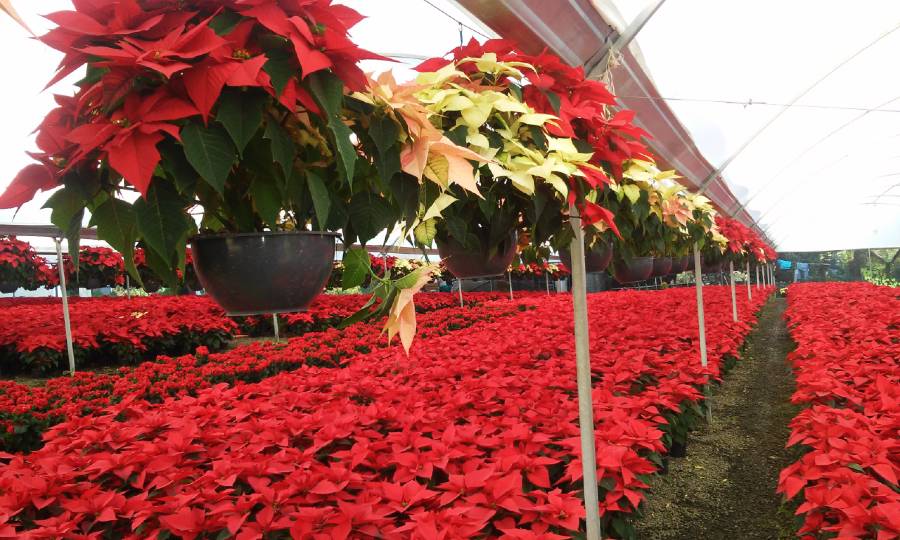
[635,297,800,540]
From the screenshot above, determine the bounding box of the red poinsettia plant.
[61,246,124,289]
[0,0,394,289]
[0,236,55,292]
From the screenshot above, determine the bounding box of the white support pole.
[126,274,131,299]
[729,260,738,322]
[508,271,514,300]
[755,264,760,289]
[761,263,767,288]
[568,205,602,540]
[54,238,76,376]
[693,244,708,368]
[770,264,775,286]
[272,314,280,341]
[457,279,464,307]
[746,260,752,300]
[545,273,550,295]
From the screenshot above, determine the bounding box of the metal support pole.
[729,260,738,322]
[755,264,760,289]
[761,263,767,288]
[273,314,280,342]
[457,279,464,307]
[568,205,602,540]
[693,244,708,368]
[126,274,131,299]
[54,238,76,375]
[545,273,550,295]
[508,271,514,300]
[746,260,752,300]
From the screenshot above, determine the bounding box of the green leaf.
[264,120,296,183]
[342,247,371,289]
[89,198,140,286]
[349,191,392,244]
[393,266,426,290]
[414,219,437,246]
[306,169,331,227]
[44,187,85,263]
[142,240,177,287]
[368,115,398,159]
[541,89,561,114]
[338,285,383,329]
[308,71,357,187]
[209,11,242,35]
[133,181,192,282]
[263,49,294,97]
[249,176,281,228]
[216,89,266,156]
[181,122,235,194]
[159,140,198,195]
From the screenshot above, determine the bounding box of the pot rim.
[192,230,340,240]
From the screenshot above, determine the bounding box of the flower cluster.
[778,282,900,538]
[714,216,775,263]
[0,295,236,374]
[61,246,125,289]
[0,286,773,537]
[0,236,55,291]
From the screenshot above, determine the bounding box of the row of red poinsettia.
[777,283,899,539]
[0,291,515,375]
[0,286,773,538]
[0,300,528,452]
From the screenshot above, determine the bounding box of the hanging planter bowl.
[0,281,18,293]
[702,258,723,274]
[611,256,654,283]
[191,231,338,316]
[651,257,673,277]
[436,232,517,279]
[669,255,689,274]
[82,275,106,290]
[559,242,613,273]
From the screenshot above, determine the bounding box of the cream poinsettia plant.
[360,54,600,258]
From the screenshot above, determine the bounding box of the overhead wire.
[618,95,900,114]
[420,0,492,40]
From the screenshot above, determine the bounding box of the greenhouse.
[0,1,897,539]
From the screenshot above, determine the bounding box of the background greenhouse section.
[0,1,896,540]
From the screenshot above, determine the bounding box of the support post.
[746,260,752,300]
[54,238,76,376]
[761,263,766,288]
[508,271,514,300]
[545,273,550,295]
[457,279,464,307]
[755,264,760,289]
[693,244,708,368]
[729,260,738,322]
[568,205,602,540]
[126,274,131,299]
[273,314,280,342]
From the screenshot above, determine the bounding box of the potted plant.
[0,0,451,324]
[0,236,51,293]
[61,246,125,290]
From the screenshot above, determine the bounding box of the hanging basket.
[669,255,690,274]
[436,232,517,279]
[611,256,654,283]
[651,257,673,277]
[191,231,338,316]
[0,281,18,294]
[559,241,613,273]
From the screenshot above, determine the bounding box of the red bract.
[778,283,900,539]
[0,286,773,537]
[0,237,55,291]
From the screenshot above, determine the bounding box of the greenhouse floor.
[637,297,801,539]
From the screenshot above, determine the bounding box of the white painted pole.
[126,274,131,299]
[545,272,550,295]
[755,264,760,289]
[457,279,464,307]
[746,260,752,300]
[568,205,602,540]
[693,244,708,368]
[273,314,280,341]
[729,260,738,322]
[761,263,766,288]
[54,238,76,375]
[508,271,514,300]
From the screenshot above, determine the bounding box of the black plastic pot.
[0,281,17,294]
[436,233,517,279]
[651,257,673,277]
[191,231,338,316]
[611,256,654,283]
[702,259,723,274]
[83,276,105,290]
[559,242,613,273]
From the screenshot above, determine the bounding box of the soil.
[635,297,801,540]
